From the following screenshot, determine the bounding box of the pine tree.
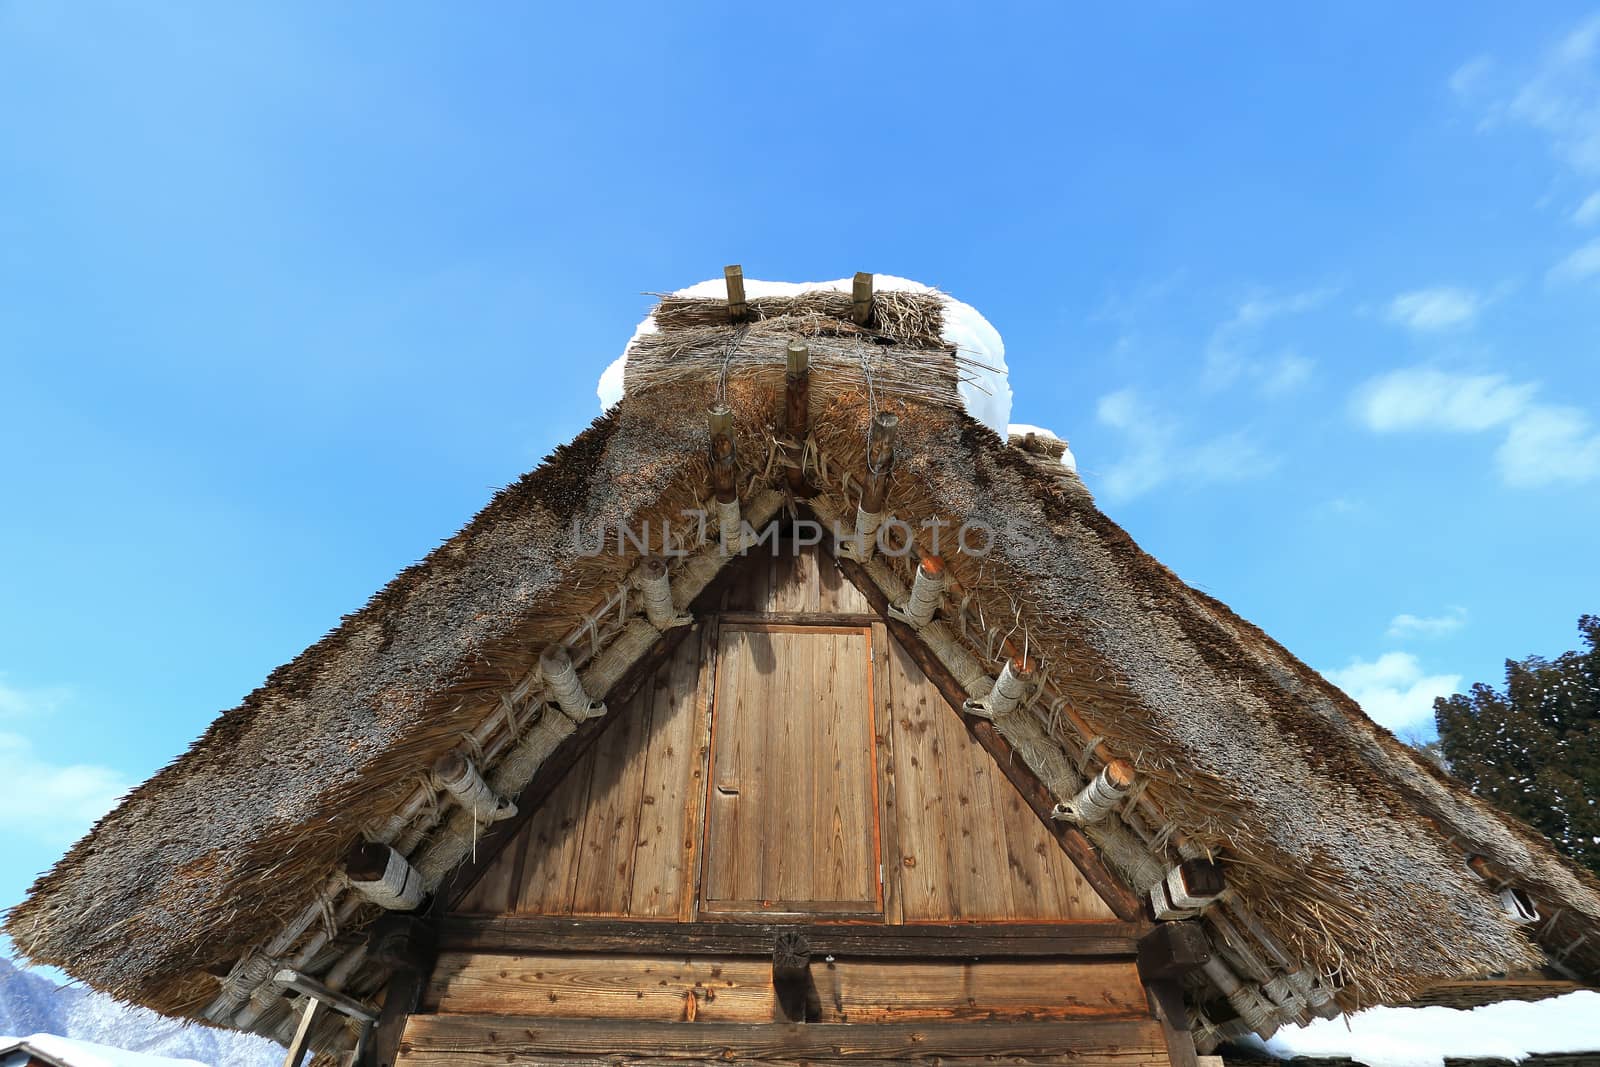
[1434,615,1600,877]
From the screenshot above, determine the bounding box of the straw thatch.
[8,285,1600,1054]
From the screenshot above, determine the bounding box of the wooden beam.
[274,969,378,1025]
[436,916,1142,958]
[716,610,880,627]
[831,550,1147,924]
[860,411,898,516]
[398,1016,1170,1064]
[772,930,820,1022]
[1136,922,1211,984]
[851,270,873,326]
[784,340,810,495]
[708,403,738,504]
[280,998,322,1067]
[725,264,747,322]
[364,916,437,1067]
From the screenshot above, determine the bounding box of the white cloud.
[1574,190,1600,225]
[1387,607,1469,639]
[1506,14,1600,175]
[1449,55,1495,97]
[1353,366,1600,488]
[1204,287,1334,393]
[1354,368,1535,433]
[1497,404,1600,486]
[0,676,72,719]
[1386,286,1481,331]
[1094,388,1278,500]
[1323,653,1463,734]
[1549,237,1600,282]
[0,731,130,845]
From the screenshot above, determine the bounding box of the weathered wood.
[709,404,738,504]
[832,553,1147,925]
[1136,922,1212,983]
[725,264,747,321]
[871,622,904,925]
[852,271,874,326]
[859,412,898,516]
[432,622,697,916]
[435,917,1144,957]
[773,931,820,1023]
[1147,980,1199,1067]
[398,1016,1170,1064]
[365,917,436,1067]
[280,998,322,1067]
[704,626,878,914]
[274,969,378,1024]
[785,340,810,495]
[424,952,1153,1025]
[717,611,880,627]
[368,967,425,1067]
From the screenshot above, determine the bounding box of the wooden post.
[364,916,436,1067]
[1053,759,1136,824]
[280,998,322,1067]
[860,411,898,515]
[785,341,810,495]
[851,271,873,326]
[725,265,747,322]
[772,931,820,1023]
[708,404,738,505]
[965,654,1036,720]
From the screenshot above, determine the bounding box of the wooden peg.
[851,271,873,325]
[725,265,747,322]
[708,404,738,504]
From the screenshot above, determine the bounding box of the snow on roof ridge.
[597,274,1011,436]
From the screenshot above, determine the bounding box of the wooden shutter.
[700,624,880,917]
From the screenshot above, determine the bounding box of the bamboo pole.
[785,341,810,495]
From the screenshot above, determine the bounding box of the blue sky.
[2,3,1598,926]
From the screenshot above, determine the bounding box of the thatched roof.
[9,281,1600,1055]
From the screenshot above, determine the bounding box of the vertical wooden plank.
[813,630,876,905]
[872,623,904,925]
[822,545,873,614]
[513,740,597,914]
[627,633,705,918]
[568,667,655,914]
[886,636,959,921]
[767,630,814,904]
[684,618,719,921]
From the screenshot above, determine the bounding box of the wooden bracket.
[725,264,748,322]
[1137,921,1211,984]
[773,930,821,1022]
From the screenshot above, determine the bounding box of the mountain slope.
[0,956,280,1067]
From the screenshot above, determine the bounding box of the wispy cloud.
[0,733,130,846]
[1387,607,1469,639]
[1204,286,1335,393]
[1549,236,1600,281]
[1574,190,1600,225]
[1094,388,1279,500]
[1386,286,1481,331]
[1354,368,1535,433]
[1323,652,1462,734]
[1353,366,1600,487]
[0,674,130,846]
[1453,14,1600,221]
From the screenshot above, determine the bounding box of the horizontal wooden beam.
[715,611,881,627]
[399,1015,1169,1064]
[436,916,1143,958]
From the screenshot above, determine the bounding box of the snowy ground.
[1244,990,1600,1067]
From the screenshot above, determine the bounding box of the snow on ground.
[597,275,1011,437]
[0,1033,210,1067]
[1006,422,1078,473]
[1245,991,1600,1067]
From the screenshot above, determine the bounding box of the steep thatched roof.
[8,281,1600,1056]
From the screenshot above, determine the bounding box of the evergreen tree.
[1434,615,1600,877]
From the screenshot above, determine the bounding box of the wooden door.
[700,623,881,917]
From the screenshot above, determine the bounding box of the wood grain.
[436,917,1145,957]
[425,953,1151,1024]
[398,1016,1170,1065]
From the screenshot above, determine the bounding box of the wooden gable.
[450,540,1118,924]
[399,539,1179,1067]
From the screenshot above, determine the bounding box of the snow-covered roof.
[0,1035,209,1067]
[600,274,1011,436]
